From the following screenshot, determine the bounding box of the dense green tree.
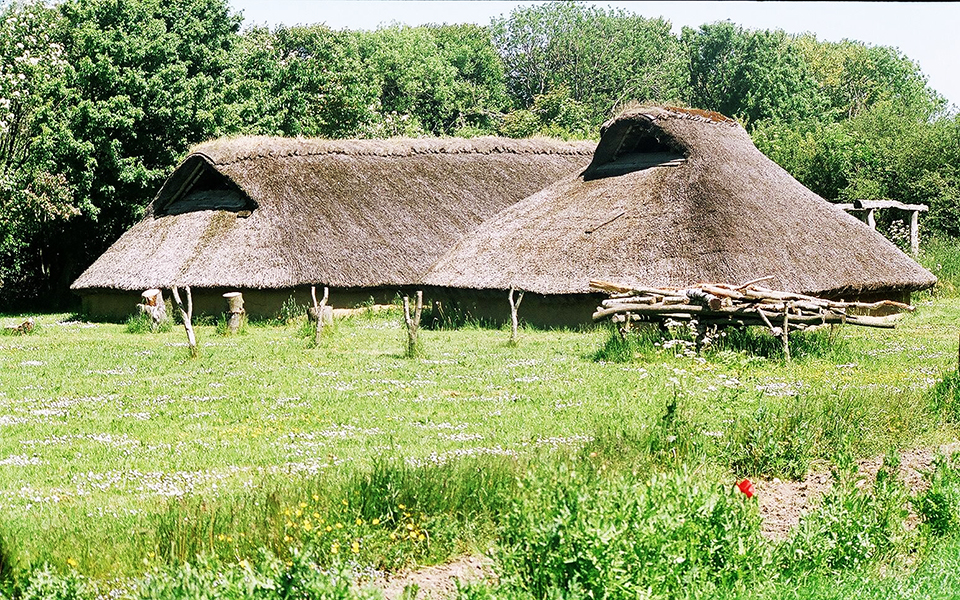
[0,1,78,300]
[492,2,686,125]
[428,23,509,136]
[224,25,379,138]
[682,22,820,125]
[0,0,242,306]
[753,103,960,237]
[498,86,592,140]
[795,36,945,121]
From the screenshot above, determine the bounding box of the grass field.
[2,266,960,598]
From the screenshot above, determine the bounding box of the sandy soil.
[373,555,495,600]
[757,443,960,539]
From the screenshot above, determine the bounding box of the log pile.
[591,277,914,359]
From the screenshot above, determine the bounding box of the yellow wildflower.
[372,518,380,526]
[299,502,308,508]
[312,494,320,502]
[352,541,360,554]
[356,517,363,526]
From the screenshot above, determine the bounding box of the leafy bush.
[497,465,767,599]
[778,452,910,576]
[726,405,814,480]
[912,451,960,537]
[16,566,91,600]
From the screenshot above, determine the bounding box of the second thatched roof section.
[71,136,594,292]
[424,106,936,298]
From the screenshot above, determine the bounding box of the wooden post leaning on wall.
[402,291,423,357]
[171,285,198,357]
[508,287,524,345]
[139,288,167,330]
[308,285,330,345]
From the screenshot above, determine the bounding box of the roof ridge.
[199,137,596,167]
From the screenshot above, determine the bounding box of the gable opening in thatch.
[153,155,254,217]
[584,114,686,180]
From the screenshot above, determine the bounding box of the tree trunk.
[508,287,524,344]
[402,291,423,357]
[223,292,244,335]
[309,286,329,345]
[171,285,198,357]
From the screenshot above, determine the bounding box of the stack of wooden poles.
[590,276,913,358]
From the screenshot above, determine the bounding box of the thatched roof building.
[72,136,594,318]
[424,106,936,326]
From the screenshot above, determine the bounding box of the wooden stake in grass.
[309,285,330,345]
[782,307,791,362]
[508,287,524,345]
[402,291,423,358]
[170,285,198,358]
[223,292,244,335]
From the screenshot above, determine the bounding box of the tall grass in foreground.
[3,452,960,599]
[150,457,517,573]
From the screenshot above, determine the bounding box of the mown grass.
[1,280,960,597]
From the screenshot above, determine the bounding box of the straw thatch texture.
[71,136,594,292]
[424,106,936,298]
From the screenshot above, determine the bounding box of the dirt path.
[757,442,960,539]
[373,555,494,600]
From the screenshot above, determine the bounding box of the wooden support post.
[402,291,423,357]
[138,288,167,330]
[782,307,791,362]
[508,287,524,344]
[308,285,330,345]
[910,210,920,255]
[170,285,198,358]
[223,292,244,335]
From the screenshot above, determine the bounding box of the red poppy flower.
[737,478,755,498]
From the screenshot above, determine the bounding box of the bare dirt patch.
[374,555,495,600]
[757,443,960,539]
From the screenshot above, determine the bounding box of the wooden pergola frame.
[835,199,928,255]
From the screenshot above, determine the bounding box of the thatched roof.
[71,136,594,292]
[424,106,936,297]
